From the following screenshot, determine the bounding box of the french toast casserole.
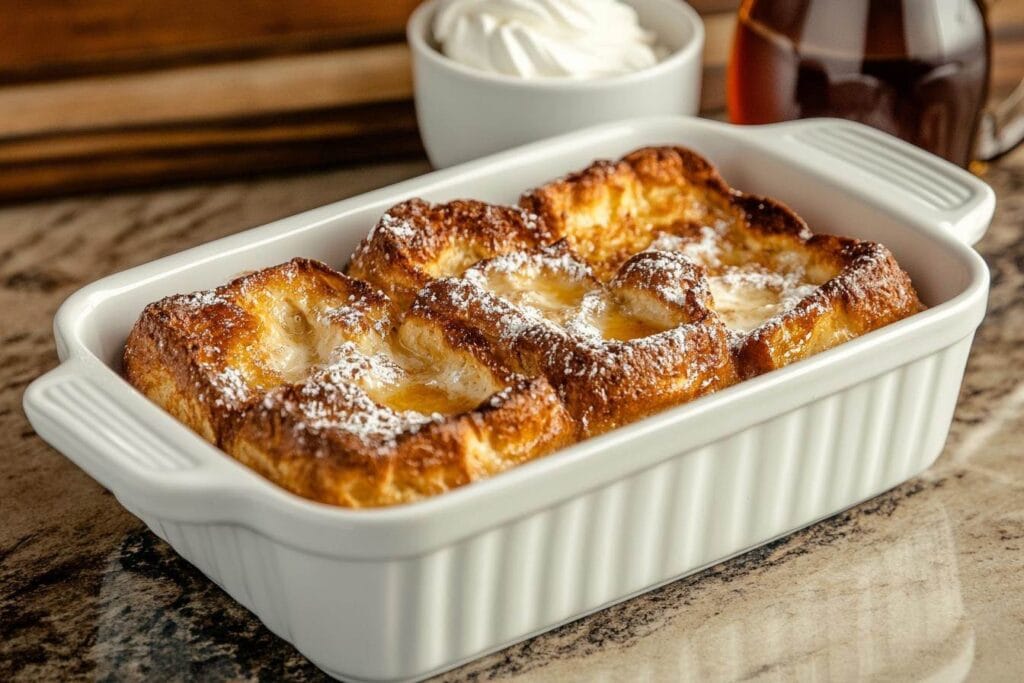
[124,147,924,507]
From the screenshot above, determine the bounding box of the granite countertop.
[2,148,1023,681]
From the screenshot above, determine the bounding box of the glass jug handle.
[976,77,1024,162]
[976,0,1024,161]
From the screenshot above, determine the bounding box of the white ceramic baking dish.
[24,117,993,682]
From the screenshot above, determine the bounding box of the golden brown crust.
[733,238,922,377]
[347,198,552,308]
[227,376,574,507]
[522,146,924,378]
[125,146,924,507]
[124,257,575,508]
[409,245,736,436]
[521,147,742,278]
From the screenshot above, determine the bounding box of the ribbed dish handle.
[23,357,254,505]
[747,119,997,246]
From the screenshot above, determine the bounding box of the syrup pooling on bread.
[646,230,833,334]
[466,245,596,327]
[246,262,507,420]
[125,256,576,506]
[523,146,921,376]
[136,259,503,433]
[524,153,841,337]
[411,245,735,435]
[460,244,679,344]
[387,316,506,414]
[706,269,820,333]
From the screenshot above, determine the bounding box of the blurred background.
[0,0,1020,202]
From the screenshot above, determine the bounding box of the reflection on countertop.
[496,495,974,683]
[2,149,1023,681]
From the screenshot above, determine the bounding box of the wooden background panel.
[0,0,420,84]
[0,102,423,200]
[0,0,732,85]
[0,45,412,138]
[991,0,1024,100]
[0,0,1020,203]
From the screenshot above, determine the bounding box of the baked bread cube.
[522,146,924,377]
[125,258,574,507]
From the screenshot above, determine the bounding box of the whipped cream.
[432,0,665,80]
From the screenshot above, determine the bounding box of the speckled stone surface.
[2,149,1023,682]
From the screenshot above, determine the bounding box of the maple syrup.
[727,0,990,166]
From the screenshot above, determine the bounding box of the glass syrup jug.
[727,0,1024,167]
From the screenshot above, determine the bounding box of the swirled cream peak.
[432,0,665,79]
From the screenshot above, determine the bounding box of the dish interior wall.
[74,127,973,370]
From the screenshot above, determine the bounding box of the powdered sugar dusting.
[321,341,403,388]
[365,209,418,242]
[708,266,818,333]
[474,244,594,283]
[647,221,727,268]
[160,177,886,466]
[642,221,823,334]
[175,289,230,310]
[209,366,250,407]
[288,379,440,449]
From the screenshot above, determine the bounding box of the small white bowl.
[407,0,705,168]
